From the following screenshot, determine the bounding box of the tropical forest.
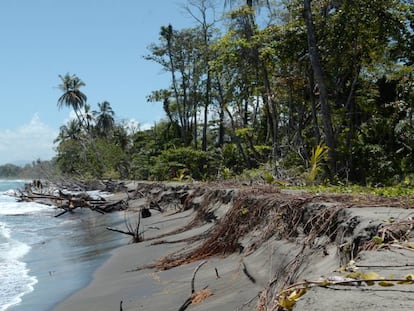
[6,0,413,189]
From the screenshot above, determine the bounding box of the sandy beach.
[49,182,414,311]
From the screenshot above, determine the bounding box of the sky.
[0,0,215,165]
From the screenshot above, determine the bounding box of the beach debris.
[14,179,129,216]
[270,271,414,310]
[214,267,220,279]
[360,217,414,251]
[107,212,143,243]
[191,288,213,304]
[242,261,256,284]
[141,207,151,218]
[178,260,209,311]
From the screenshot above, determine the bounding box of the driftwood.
[15,183,128,217]
[178,260,208,311]
[106,227,137,237]
[107,212,143,243]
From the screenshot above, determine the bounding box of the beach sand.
[51,183,414,311]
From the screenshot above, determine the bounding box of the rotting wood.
[106,211,144,243]
[15,183,129,216]
[242,261,256,284]
[215,267,220,279]
[178,260,208,311]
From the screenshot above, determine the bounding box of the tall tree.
[83,103,94,132]
[95,101,115,137]
[303,0,336,176]
[146,26,205,146]
[57,73,87,127]
[185,0,218,151]
[53,119,82,144]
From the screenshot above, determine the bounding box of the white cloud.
[140,122,154,131]
[0,113,58,165]
[119,118,154,134]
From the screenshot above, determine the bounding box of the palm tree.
[53,119,82,143]
[94,101,115,137]
[82,103,94,132]
[57,73,87,126]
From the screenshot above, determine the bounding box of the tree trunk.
[303,0,336,176]
[308,70,321,143]
[217,79,226,147]
[164,25,187,144]
[193,107,198,149]
[202,69,210,151]
[261,64,279,174]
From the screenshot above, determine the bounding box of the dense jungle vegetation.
[16,0,413,186]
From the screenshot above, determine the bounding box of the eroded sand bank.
[53,182,414,311]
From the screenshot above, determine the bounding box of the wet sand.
[9,209,130,311]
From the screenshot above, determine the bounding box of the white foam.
[0,222,11,239]
[0,261,37,311]
[0,198,53,215]
[0,179,29,183]
[0,222,37,310]
[2,189,18,196]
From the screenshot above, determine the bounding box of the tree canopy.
[52,0,414,186]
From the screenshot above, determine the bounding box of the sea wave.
[0,222,37,311]
[0,196,53,216]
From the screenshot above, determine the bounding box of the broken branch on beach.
[178,260,209,311]
[14,182,128,216]
[107,212,143,243]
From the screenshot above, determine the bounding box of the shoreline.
[8,208,130,311]
[15,181,414,311]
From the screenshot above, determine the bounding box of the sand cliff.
[53,182,414,311]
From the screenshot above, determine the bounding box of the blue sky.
[0,0,218,165]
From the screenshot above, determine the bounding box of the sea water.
[0,179,50,310]
[0,180,129,311]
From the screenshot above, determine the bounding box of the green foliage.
[0,164,22,177]
[55,137,127,179]
[220,167,232,180]
[305,144,329,186]
[55,139,85,175]
[302,184,414,197]
[173,168,192,182]
[221,143,245,174]
[149,147,220,181]
[263,171,275,184]
[52,1,414,185]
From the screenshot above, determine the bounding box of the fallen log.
[90,206,106,214]
[15,180,131,217]
[54,204,79,217]
[54,209,69,218]
[100,199,128,212]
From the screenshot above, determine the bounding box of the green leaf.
[378,280,394,287]
[362,272,381,286]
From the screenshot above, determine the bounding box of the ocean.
[0,180,129,311]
